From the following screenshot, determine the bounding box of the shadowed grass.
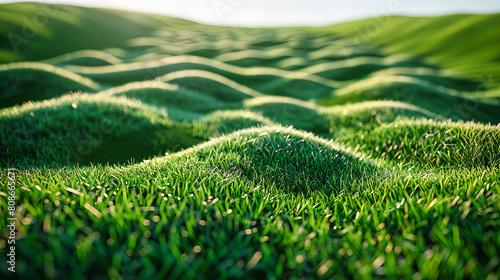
[321,100,438,135]
[193,110,275,138]
[244,96,327,132]
[99,81,236,117]
[326,14,500,86]
[0,93,204,166]
[168,126,378,193]
[0,62,99,108]
[160,70,263,101]
[41,50,122,66]
[65,55,339,100]
[319,76,500,123]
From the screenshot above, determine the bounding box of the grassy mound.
[244,96,326,132]
[319,76,500,123]
[0,62,99,108]
[65,56,339,99]
[337,119,500,168]
[194,110,275,138]
[0,94,203,166]
[370,67,485,91]
[2,154,499,279]
[301,55,428,80]
[160,70,263,102]
[99,81,234,117]
[175,126,377,193]
[321,100,437,135]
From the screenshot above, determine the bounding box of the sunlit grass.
[0,3,499,279]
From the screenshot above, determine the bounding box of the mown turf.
[1,3,500,280]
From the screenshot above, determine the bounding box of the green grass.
[0,93,204,166]
[41,50,122,66]
[0,2,192,63]
[325,14,500,87]
[1,135,499,279]
[99,81,235,117]
[318,75,500,123]
[1,3,500,279]
[0,62,99,108]
[334,119,500,169]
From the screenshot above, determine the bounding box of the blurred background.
[1,0,500,26]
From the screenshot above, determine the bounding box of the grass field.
[1,2,500,279]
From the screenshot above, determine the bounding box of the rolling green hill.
[325,14,500,87]
[0,2,191,63]
[1,3,499,279]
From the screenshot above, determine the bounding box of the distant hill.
[1,3,498,86]
[0,2,195,63]
[325,14,500,86]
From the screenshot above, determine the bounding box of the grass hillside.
[1,3,499,279]
[326,14,500,87]
[0,2,197,63]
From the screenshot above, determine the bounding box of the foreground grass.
[0,128,499,278]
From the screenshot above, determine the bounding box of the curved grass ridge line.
[369,67,466,80]
[147,40,244,56]
[40,50,123,66]
[244,95,319,110]
[132,38,237,57]
[242,96,326,132]
[214,48,294,62]
[320,100,438,119]
[127,52,169,63]
[368,67,486,91]
[307,46,383,61]
[244,94,436,120]
[300,54,421,75]
[160,70,264,98]
[193,110,275,138]
[243,96,437,133]
[0,62,99,90]
[65,55,343,88]
[325,75,500,123]
[0,92,169,122]
[94,80,235,119]
[97,80,180,96]
[335,75,460,96]
[151,125,379,193]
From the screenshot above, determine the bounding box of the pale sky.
[1,0,500,27]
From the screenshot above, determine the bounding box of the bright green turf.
[1,3,500,279]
